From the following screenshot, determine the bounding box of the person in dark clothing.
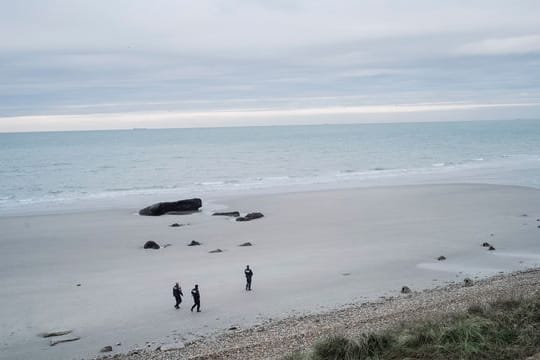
[190,284,201,312]
[173,282,183,309]
[244,265,253,291]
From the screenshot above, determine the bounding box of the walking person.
[173,282,183,309]
[244,265,253,291]
[190,284,201,312]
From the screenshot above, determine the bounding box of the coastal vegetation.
[284,296,540,360]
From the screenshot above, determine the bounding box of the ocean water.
[1,119,540,215]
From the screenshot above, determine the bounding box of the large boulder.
[236,212,264,222]
[139,198,202,216]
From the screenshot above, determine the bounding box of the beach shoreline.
[2,183,540,359]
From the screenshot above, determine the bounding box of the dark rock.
[144,241,160,249]
[236,212,264,222]
[139,198,202,216]
[213,211,240,217]
[228,326,238,331]
[39,330,72,338]
[162,244,172,248]
[488,245,496,251]
[209,248,223,253]
[169,223,183,227]
[437,256,446,261]
[521,214,528,217]
[463,278,474,287]
[401,286,411,294]
[482,242,491,247]
[188,240,201,246]
[76,283,81,287]
[49,337,81,346]
[100,346,113,353]
[239,242,252,247]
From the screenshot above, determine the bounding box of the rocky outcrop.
[188,240,201,246]
[139,198,202,216]
[213,211,240,217]
[236,212,264,222]
[144,241,160,249]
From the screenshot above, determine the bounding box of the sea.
[1,119,540,216]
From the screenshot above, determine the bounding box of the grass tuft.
[285,296,540,359]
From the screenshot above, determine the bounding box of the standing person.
[173,282,183,309]
[244,265,253,291]
[190,284,201,312]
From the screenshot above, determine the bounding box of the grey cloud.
[0,1,539,125]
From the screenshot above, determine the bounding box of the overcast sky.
[1,0,540,131]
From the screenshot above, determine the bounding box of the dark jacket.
[191,288,200,301]
[173,286,183,298]
[245,269,253,279]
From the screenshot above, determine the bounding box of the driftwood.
[50,337,81,346]
[38,330,72,338]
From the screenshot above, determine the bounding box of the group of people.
[172,265,254,311]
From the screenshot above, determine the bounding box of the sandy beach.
[2,183,540,360]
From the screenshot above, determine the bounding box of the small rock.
[488,245,496,251]
[49,337,81,346]
[188,240,201,246]
[76,284,81,287]
[209,248,223,253]
[342,272,351,276]
[521,214,528,217]
[228,326,238,331]
[463,278,474,287]
[116,343,121,346]
[437,256,446,261]
[39,330,72,338]
[100,346,113,353]
[236,212,264,222]
[482,242,490,247]
[213,211,240,217]
[143,241,160,249]
[239,242,252,247]
[162,244,172,248]
[169,223,183,227]
[401,286,411,294]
